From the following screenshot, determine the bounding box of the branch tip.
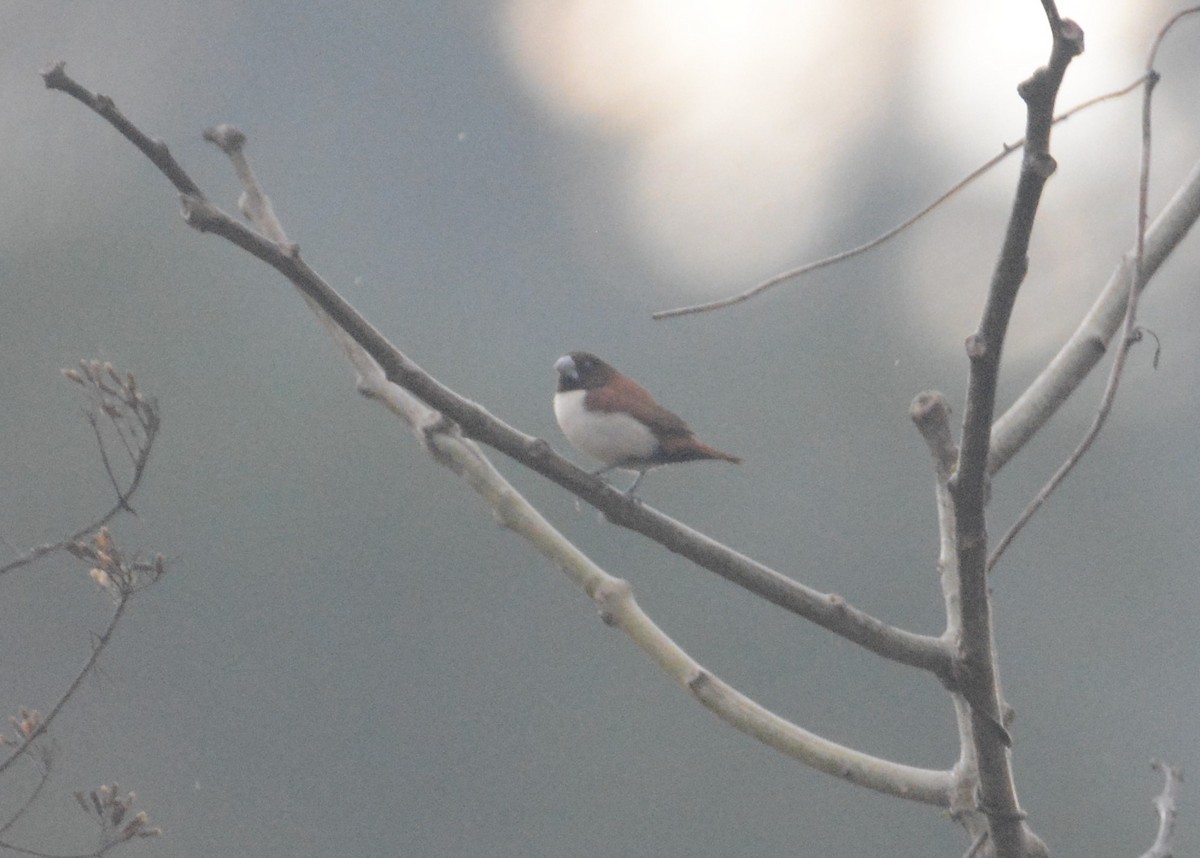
[40,60,68,88]
[203,123,247,155]
[910,391,957,477]
[1057,19,1085,56]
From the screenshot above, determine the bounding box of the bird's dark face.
[554,352,615,392]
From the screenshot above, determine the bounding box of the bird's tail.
[660,436,741,464]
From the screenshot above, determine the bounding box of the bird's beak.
[554,354,577,381]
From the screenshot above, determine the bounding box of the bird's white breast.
[554,390,658,467]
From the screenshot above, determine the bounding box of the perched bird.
[553,351,740,494]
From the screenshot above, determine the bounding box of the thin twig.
[0,366,160,578]
[962,830,989,858]
[85,413,130,512]
[0,598,129,778]
[0,749,52,836]
[988,7,1200,572]
[652,74,1148,320]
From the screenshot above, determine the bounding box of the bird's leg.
[624,470,648,496]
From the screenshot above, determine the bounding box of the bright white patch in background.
[913,1,1149,165]
[907,0,1178,362]
[505,0,1197,363]
[503,0,908,292]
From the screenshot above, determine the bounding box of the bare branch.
[950,10,1083,857]
[42,62,202,199]
[0,530,163,778]
[1137,760,1184,858]
[44,65,954,682]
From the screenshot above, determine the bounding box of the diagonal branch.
[42,63,954,683]
[0,598,129,779]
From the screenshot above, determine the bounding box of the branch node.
[525,437,553,459]
[202,123,246,155]
[686,669,713,694]
[179,193,216,230]
[1028,152,1058,179]
[413,411,462,472]
[964,333,988,360]
[1057,18,1085,56]
[592,577,631,625]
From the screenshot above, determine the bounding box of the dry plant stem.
[1137,760,1183,858]
[42,64,953,683]
[950,10,1082,858]
[0,754,51,836]
[0,597,130,778]
[204,134,957,806]
[652,74,1148,321]
[0,387,159,579]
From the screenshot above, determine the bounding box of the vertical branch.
[949,8,1083,858]
[911,392,984,838]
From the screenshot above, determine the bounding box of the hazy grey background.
[3,2,1199,856]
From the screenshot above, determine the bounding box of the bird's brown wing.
[583,373,692,437]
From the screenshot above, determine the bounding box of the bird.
[553,351,740,495]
